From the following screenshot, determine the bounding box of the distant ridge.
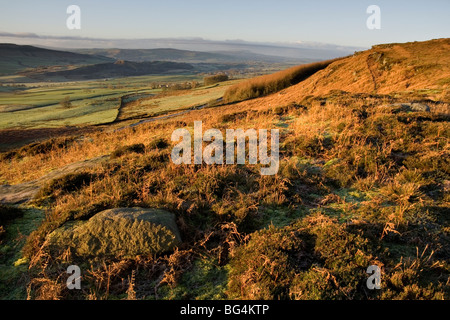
[26,60,195,80]
[0,43,113,75]
[70,48,296,63]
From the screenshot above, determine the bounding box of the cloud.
[0,32,40,38]
[0,32,365,59]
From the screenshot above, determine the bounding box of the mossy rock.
[46,207,181,260]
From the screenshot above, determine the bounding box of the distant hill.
[280,38,450,97]
[227,38,450,107]
[70,48,296,63]
[0,43,113,75]
[26,60,194,80]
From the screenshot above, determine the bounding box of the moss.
[160,258,229,300]
[290,268,340,300]
[0,207,44,299]
[260,206,306,228]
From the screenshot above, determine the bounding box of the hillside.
[224,38,450,109]
[0,38,449,300]
[71,48,294,63]
[25,60,195,80]
[0,43,113,75]
[276,38,450,100]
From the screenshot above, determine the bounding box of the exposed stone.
[46,207,181,260]
[380,103,431,113]
[0,155,108,204]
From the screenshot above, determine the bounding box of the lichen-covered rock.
[47,207,181,260]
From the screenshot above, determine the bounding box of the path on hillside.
[0,155,108,204]
[366,55,379,92]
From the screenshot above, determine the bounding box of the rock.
[0,155,108,204]
[0,183,40,204]
[47,207,181,260]
[409,103,431,112]
[380,103,431,113]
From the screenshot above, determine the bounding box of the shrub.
[204,74,229,86]
[219,111,248,123]
[0,137,76,161]
[148,138,169,150]
[111,143,146,158]
[60,96,72,109]
[228,213,376,300]
[227,225,304,299]
[34,172,97,203]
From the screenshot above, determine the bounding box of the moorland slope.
[0,39,449,300]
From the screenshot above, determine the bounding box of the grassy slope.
[223,58,341,103]
[259,38,450,102]
[0,39,449,300]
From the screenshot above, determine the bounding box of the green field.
[0,67,286,129]
[0,74,212,129]
[118,80,240,120]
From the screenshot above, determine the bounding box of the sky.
[0,0,449,49]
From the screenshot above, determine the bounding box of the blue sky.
[0,0,449,48]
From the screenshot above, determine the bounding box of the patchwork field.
[117,80,239,120]
[0,74,235,130]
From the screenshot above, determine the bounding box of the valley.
[0,38,449,301]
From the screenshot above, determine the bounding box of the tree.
[60,96,72,109]
[204,74,229,86]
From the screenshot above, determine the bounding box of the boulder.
[408,103,431,112]
[47,207,181,259]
